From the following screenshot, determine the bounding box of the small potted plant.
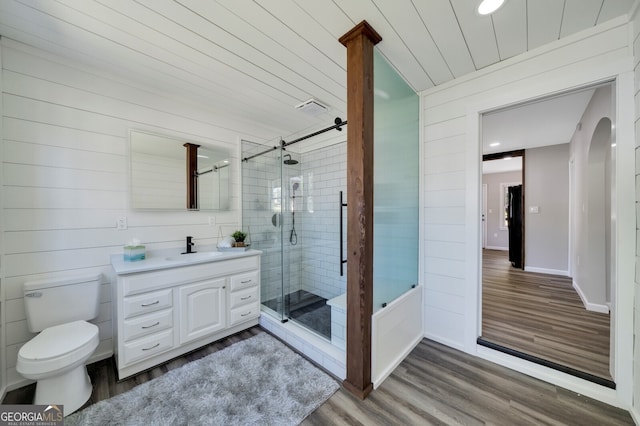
[231,230,248,247]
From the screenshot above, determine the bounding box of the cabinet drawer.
[121,255,259,295]
[123,329,173,365]
[230,271,259,291]
[229,301,260,326]
[123,309,173,342]
[124,289,172,319]
[230,286,259,309]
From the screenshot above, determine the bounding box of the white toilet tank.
[24,274,101,333]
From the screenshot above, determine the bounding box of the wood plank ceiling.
[0,0,634,140]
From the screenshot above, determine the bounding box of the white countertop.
[111,246,262,275]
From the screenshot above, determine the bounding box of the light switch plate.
[116,216,128,230]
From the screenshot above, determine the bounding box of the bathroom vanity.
[110,249,261,379]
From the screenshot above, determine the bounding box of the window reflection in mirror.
[130,130,231,210]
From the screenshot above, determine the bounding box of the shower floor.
[263,290,331,340]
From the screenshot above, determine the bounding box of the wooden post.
[184,143,200,209]
[339,20,381,400]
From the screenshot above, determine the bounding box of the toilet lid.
[20,320,98,361]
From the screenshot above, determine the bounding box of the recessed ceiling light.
[503,156,512,161]
[489,142,501,147]
[477,0,506,15]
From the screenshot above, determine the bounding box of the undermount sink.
[165,252,224,262]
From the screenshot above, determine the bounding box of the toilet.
[16,274,101,416]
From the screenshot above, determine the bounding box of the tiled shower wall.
[297,141,347,300]
[242,140,347,309]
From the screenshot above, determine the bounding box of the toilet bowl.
[17,320,99,414]
[16,274,101,416]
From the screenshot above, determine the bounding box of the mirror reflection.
[130,130,230,210]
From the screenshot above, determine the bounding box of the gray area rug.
[66,333,339,426]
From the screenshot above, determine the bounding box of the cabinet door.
[179,278,226,344]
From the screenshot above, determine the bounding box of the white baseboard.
[629,405,640,425]
[485,246,508,251]
[572,280,610,314]
[524,266,569,277]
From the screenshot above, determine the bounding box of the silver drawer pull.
[141,321,160,329]
[240,295,252,300]
[25,292,42,298]
[241,311,252,317]
[240,280,252,284]
[141,300,160,307]
[142,343,160,351]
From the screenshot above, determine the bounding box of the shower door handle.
[339,191,347,276]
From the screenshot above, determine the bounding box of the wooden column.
[339,20,381,400]
[184,143,200,209]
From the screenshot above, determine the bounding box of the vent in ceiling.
[295,99,328,116]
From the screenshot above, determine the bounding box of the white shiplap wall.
[0,37,268,390]
[631,3,640,423]
[421,16,636,407]
[0,36,5,396]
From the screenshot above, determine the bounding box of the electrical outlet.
[208,216,216,227]
[116,216,128,230]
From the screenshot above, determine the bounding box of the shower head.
[283,154,298,165]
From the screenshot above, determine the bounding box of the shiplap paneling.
[331,0,433,91]
[631,4,640,423]
[492,0,527,61]
[450,0,500,69]
[0,39,257,391]
[371,0,453,85]
[422,19,630,118]
[560,0,606,38]
[410,0,475,79]
[0,0,321,135]
[420,16,634,408]
[527,0,565,50]
[0,0,633,150]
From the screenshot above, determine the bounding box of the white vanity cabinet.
[111,251,260,380]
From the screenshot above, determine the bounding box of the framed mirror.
[130,130,230,210]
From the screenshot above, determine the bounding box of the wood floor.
[481,249,612,381]
[4,325,632,425]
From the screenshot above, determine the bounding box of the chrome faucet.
[182,236,196,254]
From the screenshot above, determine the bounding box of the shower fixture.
[283,154,298,165]
[289,182,299,245]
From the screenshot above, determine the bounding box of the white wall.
[0,38,277,391]
[482,171,520,250]
[570,86,614,311]
[631,3,640,423]
[524,144,570,275]
[421,16,635,407]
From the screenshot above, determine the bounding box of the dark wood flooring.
[4,325,631,425]
[481,249,612,381]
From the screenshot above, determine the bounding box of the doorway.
[478,83,615,386]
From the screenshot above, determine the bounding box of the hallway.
[481,249,612,382]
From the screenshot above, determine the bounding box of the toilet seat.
[17,320,99,377]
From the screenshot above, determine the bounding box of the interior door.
[507,185,523,269]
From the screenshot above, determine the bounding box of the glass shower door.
[241,140,286,321]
